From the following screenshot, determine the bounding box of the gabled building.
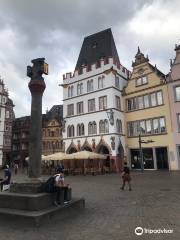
[12,105,63,167]
[167,44,180,169]
[62,29,129,171]
[42,105,63,155]
[124,48,177,170]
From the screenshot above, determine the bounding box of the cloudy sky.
[0,0,179,117]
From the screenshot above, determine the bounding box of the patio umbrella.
[64,150,106,174]
[64,150,106,160]
[42,152,67,161]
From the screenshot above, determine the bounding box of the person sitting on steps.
[54,169,70,206]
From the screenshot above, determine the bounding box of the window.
[150,93,157,106]
[99,119,109,134]
[159,117,166,133]
[99,96,107,110]
[177,114,180,132]
[116,119,122,133]
[98,76,104,89]
[153,119,159,134]
[175,86,180,101]
[67,125,74,137]
[127,98,136,111]
[115,76,120,88]
[67,104,74,116]
[127,117,166,137]
[88,99,95,112]
[77,123,85,136]
[88,122,97,135]
[77,102,83,114]
[68,86,74,98]
[136,76,148,86]
[115,96,121,110]
[87,79,93,92]
[139,121,146,134]
[6,111,10,118]
[127,91,163,111]
[77,83,83,95]
[138,96,144,109]
[144,95,149,108]
[146,120,152,134]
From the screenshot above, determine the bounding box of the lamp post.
[138,134,154,172]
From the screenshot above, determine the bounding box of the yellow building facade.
[124,48,177,170]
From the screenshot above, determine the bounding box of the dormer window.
[136,76,148,86]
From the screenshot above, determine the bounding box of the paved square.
[0,171,180,240]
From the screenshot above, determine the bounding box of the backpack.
[44,176,56,193]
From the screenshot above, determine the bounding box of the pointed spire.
[132,47,149,67]
[137,46,141,54]
[170,59,173,67]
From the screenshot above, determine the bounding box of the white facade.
[62,58,129,170]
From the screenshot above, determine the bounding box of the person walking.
[121,162,132,191]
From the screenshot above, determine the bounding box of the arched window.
[116,119,122,133]
[77,123,85,136]
[99,120,105,133]
[67,125,71,137]
[81,123,84,135]
[99,120,109,134]
[77,124,81,136]
[104,119,109,133]
[71,125,74,137]
[92,121,97,134]
[88,122,93,135]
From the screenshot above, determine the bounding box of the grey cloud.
[0,0,177,117]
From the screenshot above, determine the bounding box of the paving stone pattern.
[0,171,180,240]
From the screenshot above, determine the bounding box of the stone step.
[0,198,85,226]
[0,188,72,211]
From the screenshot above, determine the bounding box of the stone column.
[27,58,48,178]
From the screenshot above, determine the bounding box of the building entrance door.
[156,147,169,169]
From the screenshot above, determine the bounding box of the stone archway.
[66,142,78,154]
[81,140,92,152]
[95,139,111,171]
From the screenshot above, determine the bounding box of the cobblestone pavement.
[0,170,180,240]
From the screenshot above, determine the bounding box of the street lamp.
[138,134,154,172]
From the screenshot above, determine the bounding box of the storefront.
[130,147,169,170]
